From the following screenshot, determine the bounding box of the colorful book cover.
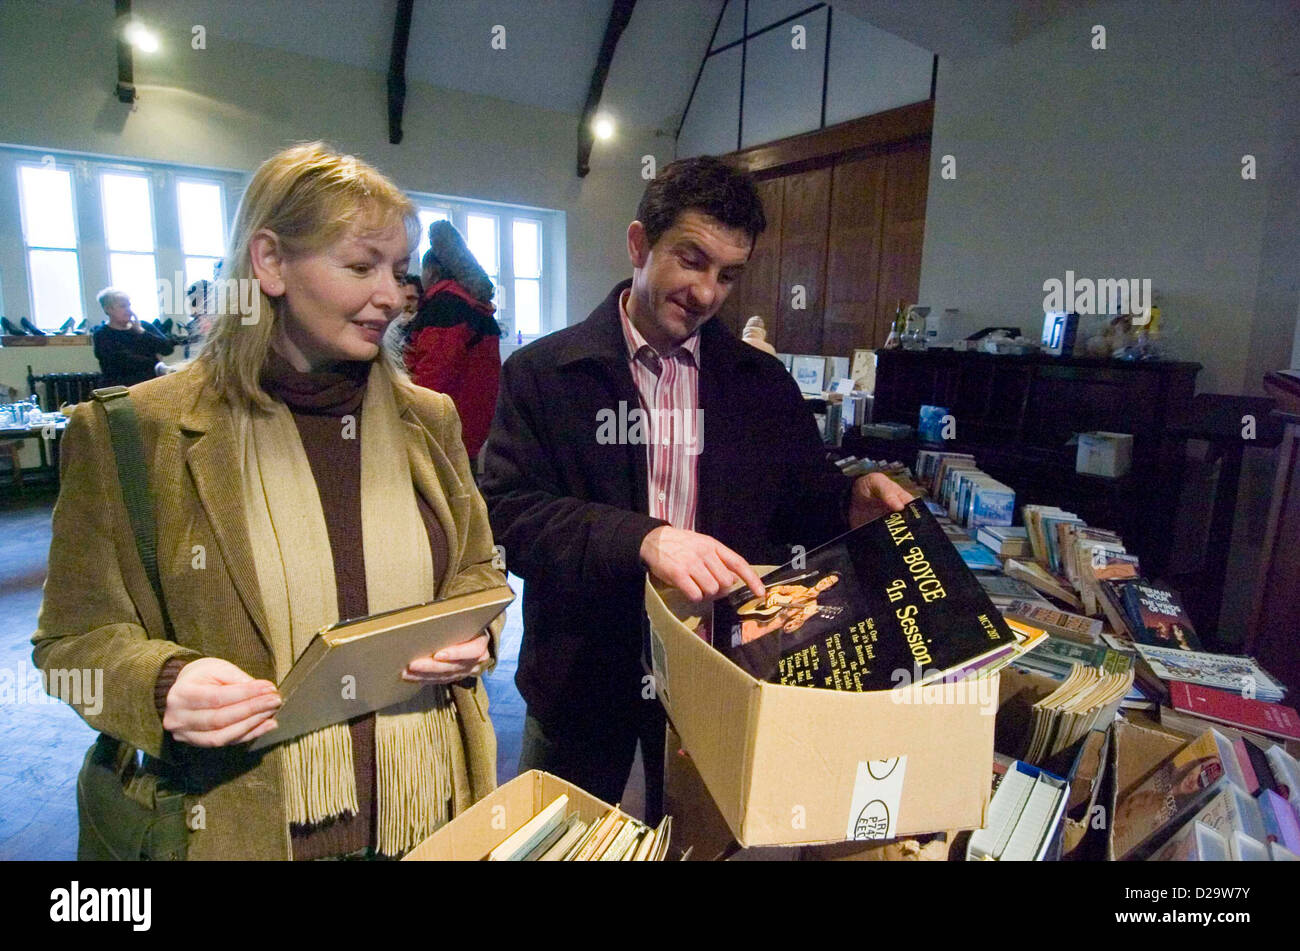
[1113,729,1242,860]
[1127,582,1202,651]
[1135,645,1287,702]
[710,500,1020,692]
[954,540,1002,572]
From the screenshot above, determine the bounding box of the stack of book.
[487,794,673,861]
[975,525,1032,560]
[916,451,1016,530]
[967,758,1070,861]
[1114,727,1300,861]
[1022,663,1133,765]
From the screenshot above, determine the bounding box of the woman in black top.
[91,288,174,387]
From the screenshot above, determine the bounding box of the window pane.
[177,180,225,256]
[28,249,84,328]
[108,252,161,321]
[466,214,498,276]
[514,278,540,335]
[415,208,451,267]
[184,256,221,292]
[513,220,540,279]
[18,165,77,249]
[101,172,155,252]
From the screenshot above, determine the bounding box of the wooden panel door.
[774,166,832,354]
[873,141,931,346]
[824,153,887,353]
[718,176,784,339]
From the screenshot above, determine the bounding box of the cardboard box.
[1075,431,1133,478]
[1106,717,1191,860]
[403,770,644,861]
[645,577,997,848]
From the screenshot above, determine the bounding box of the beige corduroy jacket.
[32,361,507,859]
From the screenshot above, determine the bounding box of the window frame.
[16,159,86,329]
[175,174,228,288]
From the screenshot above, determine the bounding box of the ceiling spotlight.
[125,21,159,53]
[593,116,615,141]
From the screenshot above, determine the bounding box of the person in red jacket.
[404,221,501,463]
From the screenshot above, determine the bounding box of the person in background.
[35,143,505,860]
[400,274,423,321]
[404,221,501,463]
[91,288,175,388]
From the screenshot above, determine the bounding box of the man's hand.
[163,657,281,747]
[128,312,143,333]
[639,526,765,602]
[848,472,915,528]
[403,632,491,684]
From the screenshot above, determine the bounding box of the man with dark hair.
[480,157,910,817]
[399,274,423,319]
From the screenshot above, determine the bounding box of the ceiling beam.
[577,0,637,178]
[387,0,415,144]
[114,0,135,104]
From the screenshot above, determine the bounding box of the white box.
[1075,431,1133,478]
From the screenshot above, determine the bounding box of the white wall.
[918,0,1300,395]
[0,1,666,366]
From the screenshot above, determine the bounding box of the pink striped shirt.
[618,289,701,531]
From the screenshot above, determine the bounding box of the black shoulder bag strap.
[91,385,174,638]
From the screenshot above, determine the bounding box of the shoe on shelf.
[57,317,75,334]
[2,317,27,335]
[20,318,46,336]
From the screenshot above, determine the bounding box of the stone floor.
[0,486,645,860]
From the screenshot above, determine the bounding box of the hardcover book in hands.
[711,500,1025,692]
[248,585,514,751]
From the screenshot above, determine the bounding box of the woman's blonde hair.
[200,142,419,409]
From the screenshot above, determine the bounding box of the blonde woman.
[33,143,506,860]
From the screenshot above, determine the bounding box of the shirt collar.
[618,289,701,372]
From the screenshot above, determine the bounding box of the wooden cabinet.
[718,102,933,355]
[846,349,1202,578]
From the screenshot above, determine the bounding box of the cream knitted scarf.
[237,358,459,857]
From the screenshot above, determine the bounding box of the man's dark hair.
[635,156,766,249]
[401,273,424,297]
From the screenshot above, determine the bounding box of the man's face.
[626,210,751,350]
[402,284,419,316]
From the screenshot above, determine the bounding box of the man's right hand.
[639,526,765,602]
[163,658,281,747]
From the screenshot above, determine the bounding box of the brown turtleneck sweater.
[156,352,449,859]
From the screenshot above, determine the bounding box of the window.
[101,171,160,321]
[176,179,225,289]
[512,219,542,335]
[17,163,84,329]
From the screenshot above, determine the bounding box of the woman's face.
[268,221,410,370]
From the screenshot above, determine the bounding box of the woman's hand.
[403,632,491,684]
[163,657,282,747]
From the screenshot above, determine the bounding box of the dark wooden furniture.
[1245,369,1300,698]
[844,349,1201,579]
[718,101,933,354]
[1165,394,1282,643]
